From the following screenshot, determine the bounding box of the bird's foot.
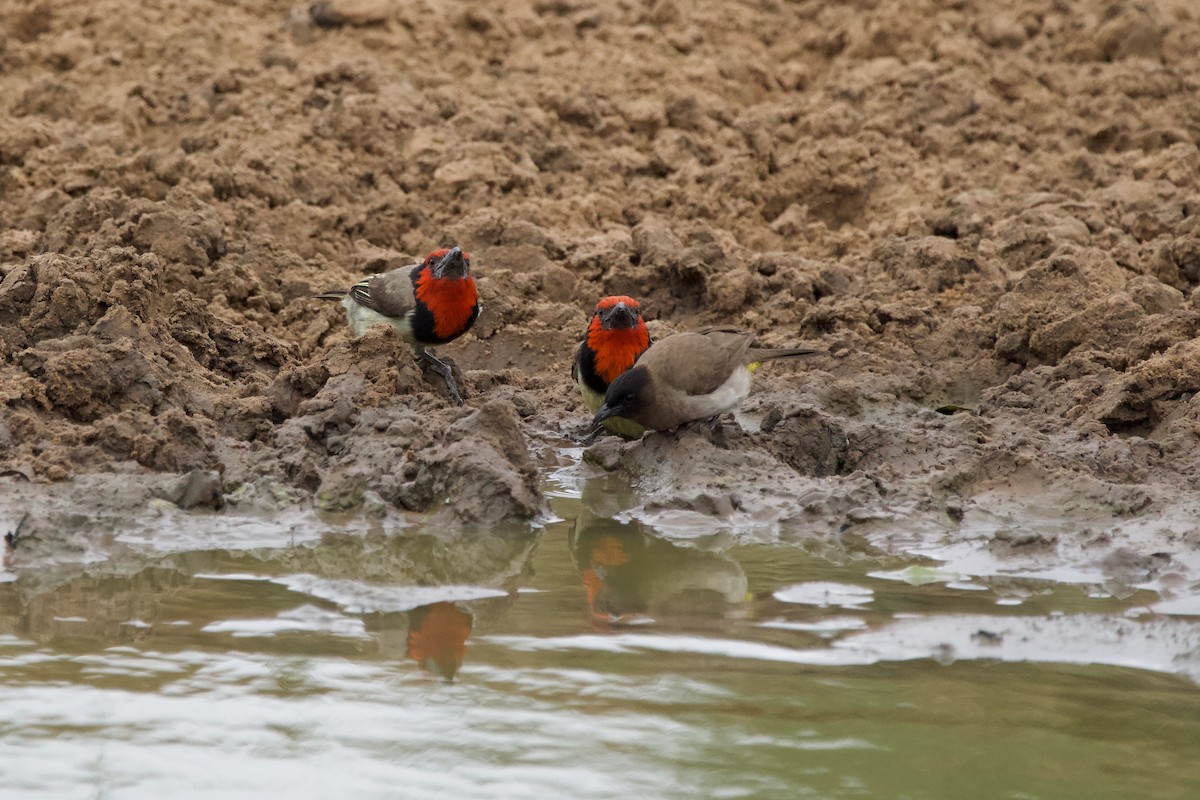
[707,418,731,450]
[681,415,731,449]
[421,351,464,406]
[578,426,605,445]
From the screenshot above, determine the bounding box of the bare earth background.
[1,0,1199,592]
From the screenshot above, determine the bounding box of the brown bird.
[571,295,651,438]
[317,247,479,405]
[592,327,821,432]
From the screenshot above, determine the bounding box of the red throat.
[587,317,650,385]
[415,268,478,339]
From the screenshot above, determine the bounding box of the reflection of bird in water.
[406,601,473,682]
[0,526,536,662]
[578,531,643,626]
[569,507,749,628]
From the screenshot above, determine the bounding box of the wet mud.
[1,1,1199,594]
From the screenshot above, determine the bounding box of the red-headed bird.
[593,327,822,431]
[571,296,651,437]
[406,601,473,682]
[317,247,479,405]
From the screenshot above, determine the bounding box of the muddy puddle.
[2,455,1198,800]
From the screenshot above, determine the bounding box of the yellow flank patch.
[601,415,647,438]
[579,380,605,415]
[747,362,762,374]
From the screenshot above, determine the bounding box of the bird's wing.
[692,324,747,336]
[349,265,418,319]
[640,329,754,396]
[697,325,821,363]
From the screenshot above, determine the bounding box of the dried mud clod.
[306,397,541,522]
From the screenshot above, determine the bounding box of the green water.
[1,471,1198,799]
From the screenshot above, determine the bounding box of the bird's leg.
[706,415,731,450]
[579,426,604,445]
[5,512,29,550]
[680,415,730,449]
[420,348,464,406]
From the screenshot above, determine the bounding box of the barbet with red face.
[318,247,479,405]
[571,296,651,437]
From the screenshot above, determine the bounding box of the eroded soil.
[1,0,1199,593]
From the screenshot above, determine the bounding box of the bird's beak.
[436,247,467,278]
[600,301,636,330]
[592,404,618,428]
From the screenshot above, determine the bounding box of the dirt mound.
[1,0,1199,552]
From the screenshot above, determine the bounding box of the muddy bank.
[1,0,1199,595]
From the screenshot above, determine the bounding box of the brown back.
[639,328,755,396]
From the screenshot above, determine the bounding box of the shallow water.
[2,468,1199,799]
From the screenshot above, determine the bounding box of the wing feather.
[348,266,419,318]
[639,329,754,396]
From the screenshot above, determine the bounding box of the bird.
[571,513,749,628]
[592,326,821,432]
[571,295,651,437]
[406,601,473,682]
[316,246,479,405]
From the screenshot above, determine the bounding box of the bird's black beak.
[592,404,618,428]
[600,301,636,330]
[436,247,467,278]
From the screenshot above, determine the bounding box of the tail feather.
[747,346,824,362]
[314,290,347,300]
[746,347,824,373]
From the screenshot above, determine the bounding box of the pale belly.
[344,298,415,343]
[687,367,753,418]
[646,367,752,430]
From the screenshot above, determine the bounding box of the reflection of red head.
[407,602,473,681]
[582,535,641,628]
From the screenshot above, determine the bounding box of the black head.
[428,247,469,279]
[593,365,651,427]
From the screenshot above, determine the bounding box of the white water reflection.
[271,574,510,614]
[759,617,869,634]
[1151,594,1200,617]
[486,612,1200,681]
[0,650,716,800]
[773,582,874,609]
[111,507,337,553]
[201,604,370,638]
